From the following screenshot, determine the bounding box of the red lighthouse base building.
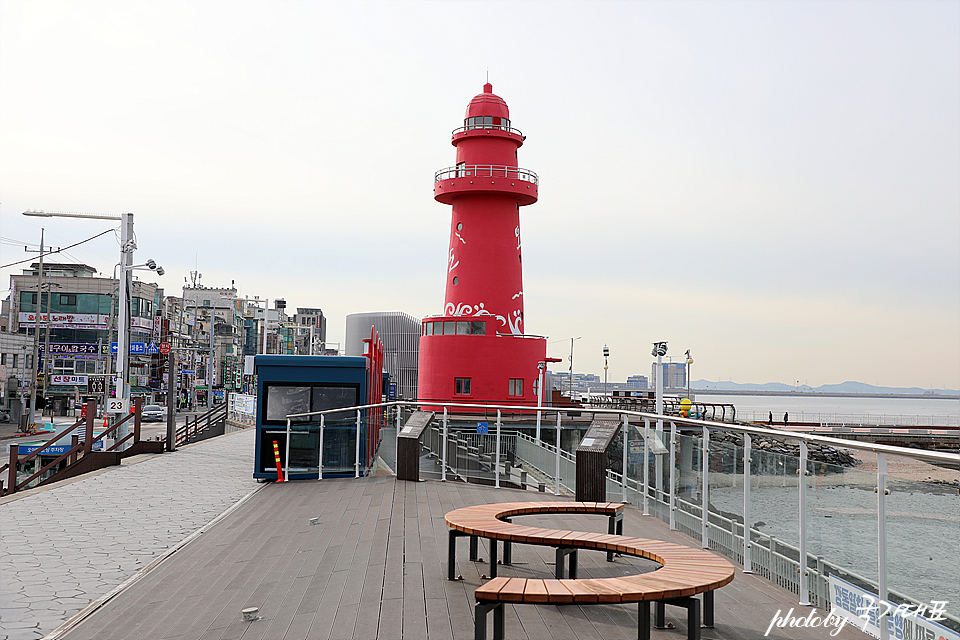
[418,84,546,406]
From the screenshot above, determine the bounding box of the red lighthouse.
[418,83,546,406]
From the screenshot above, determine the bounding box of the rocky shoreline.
[710,428,859,466]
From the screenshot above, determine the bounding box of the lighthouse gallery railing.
[435,164,539,185]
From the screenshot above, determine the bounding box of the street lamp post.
[23,210,134,414]
[568,336,581,399]
[652,341,668,430]
[536,357,563,441]
[603,344,610,397]
[23,228,45,429]
[116,259,164,444]
[685,349,694,400]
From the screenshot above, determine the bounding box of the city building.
[345,312,420,400]
[418,83,546,405]
[626,374,649,390]
[651,362,687,390]
[181,285,245,404]
[6,262,163,414]
[292,308,326,355]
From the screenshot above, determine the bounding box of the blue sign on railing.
[21,440,103,456]
[477,422,488,434]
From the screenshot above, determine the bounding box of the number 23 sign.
[106,398,129,414]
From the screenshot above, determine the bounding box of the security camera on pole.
[651,340,668,523]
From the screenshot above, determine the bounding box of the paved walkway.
[0,429,259,640]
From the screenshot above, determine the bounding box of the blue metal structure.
[253,355,369,480]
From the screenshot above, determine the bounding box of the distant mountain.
[692,380,959,396]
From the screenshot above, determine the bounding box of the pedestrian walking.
[783,412,789,426]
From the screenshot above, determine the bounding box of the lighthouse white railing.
[452,123,523,137]
[434,164,539,185]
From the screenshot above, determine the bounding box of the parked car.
[141,405,167,422]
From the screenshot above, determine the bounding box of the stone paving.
[0,429,259,640]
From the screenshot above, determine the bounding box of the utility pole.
[208,308,215,410]
[41,272,54,416]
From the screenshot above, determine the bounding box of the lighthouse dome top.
[465,83,510,120]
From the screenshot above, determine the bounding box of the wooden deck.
[60,476,871,640]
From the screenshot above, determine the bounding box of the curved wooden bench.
[446,501,624,580]
[444,502,735,640]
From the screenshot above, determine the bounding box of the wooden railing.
[2,398,146,496]
[172,403,228,446]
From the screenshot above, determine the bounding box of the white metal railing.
[370,400,959,637]
[228,393,256,425]
[737,409,960,428]
[434,165,538,185]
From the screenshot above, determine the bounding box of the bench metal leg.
[638,600,651,640]
[449,529,474,580]
[449,529,459,580]
[502,517,512,565]
[702,591,714,628]
[554,547,578,579]
[654,601,665,629]
[494,601,504,640]
[475,602,504,640]
[607,512,623,561]
[654,597,701,640]
[686,597,700,640]
[489,538,498,578]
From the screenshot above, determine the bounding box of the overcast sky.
[1,0,958,390]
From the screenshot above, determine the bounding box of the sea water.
[701,393,960,425]
[694,394,960,625]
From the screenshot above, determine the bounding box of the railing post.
[555,411,561,497]
[395,403,401,471]
[622,416,629,503]
[701,425,709,548]
[877,452,889,640]
[743,433,753,573]
[669,421,676,531]
[442,407,448,482]
[643,418,650,516]
[7,444,18,495]
[319,414,325,480]
[71,435,79,465]
[798,441,810,605]
[355,410,361,478]
[133,397,143,443]
[285,418,292,482]
[495,409,501,489]
[85,402,95,455]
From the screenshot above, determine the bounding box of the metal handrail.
[434,165,538,185]
[451,123,523,137]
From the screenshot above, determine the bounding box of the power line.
[0,228,115,269]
